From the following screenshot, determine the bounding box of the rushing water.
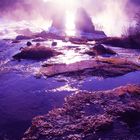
[0,40,140,140]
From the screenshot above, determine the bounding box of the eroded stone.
[22,84,140,140]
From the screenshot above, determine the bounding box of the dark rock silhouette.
[51,41,57,46]
[49,7,106,40]
[75,7,95,33]
[26,41,32,47]
[93,44,117,55]
[15,35,32,40]
[99,35,140,49]
[85,44,116,56]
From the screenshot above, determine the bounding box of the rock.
[113,84,140,96]
[41,57,139,77]
[92,44,116,56]
[35,31,47,38]
[85,44,116,56]
[75,7,95,33]
[22,84,140,140]
[36,43,41,47]
[98,35,140,49]
[69,37,88,45]
[11,40,20,44]
[75,7,106,40]
[13,46,62,60]
[98,37,128,48]
[15,35,32,40]
[51,41,57,46]
[26,41,32,47]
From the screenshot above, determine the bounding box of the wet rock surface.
[85,44,117,56]
[41,57,140,78]
[22,84,140,140]
[13,45,62,60]
[98,34,140,49]
[15,35,33,40]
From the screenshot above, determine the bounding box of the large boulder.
[13,45,62,60]
[85,44,116,56]
[92,44,117,56]
[75,7,106,40]
[75,7,95,33]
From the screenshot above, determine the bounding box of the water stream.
[0,39,140,140]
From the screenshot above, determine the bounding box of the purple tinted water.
[0,40,140,139]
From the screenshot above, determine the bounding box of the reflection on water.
[47,43,91,65]
[80,71,140,91]
[49,84,78,92]
[0,72,71,140]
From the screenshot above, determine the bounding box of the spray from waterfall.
[0,0,139,37]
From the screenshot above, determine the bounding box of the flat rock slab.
[40,57,140,77]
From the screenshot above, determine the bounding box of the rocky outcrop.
[75,7,95,33]
[92,44,116,55]
[40,57,140,77]
[13,45,62,60]
[22,84,140,140]
[98,34,140,49]
[85,44,116,56]
[74,7,106,40]
[15,35,33,40]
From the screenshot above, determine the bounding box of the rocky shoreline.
[22,84,140,140]
[0,30,140,140]
[97,34,140,49]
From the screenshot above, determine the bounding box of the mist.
[83,0,140,36]
[0,0,140,37]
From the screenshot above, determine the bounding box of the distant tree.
[121,11,140,48]
[123,11,140,37]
